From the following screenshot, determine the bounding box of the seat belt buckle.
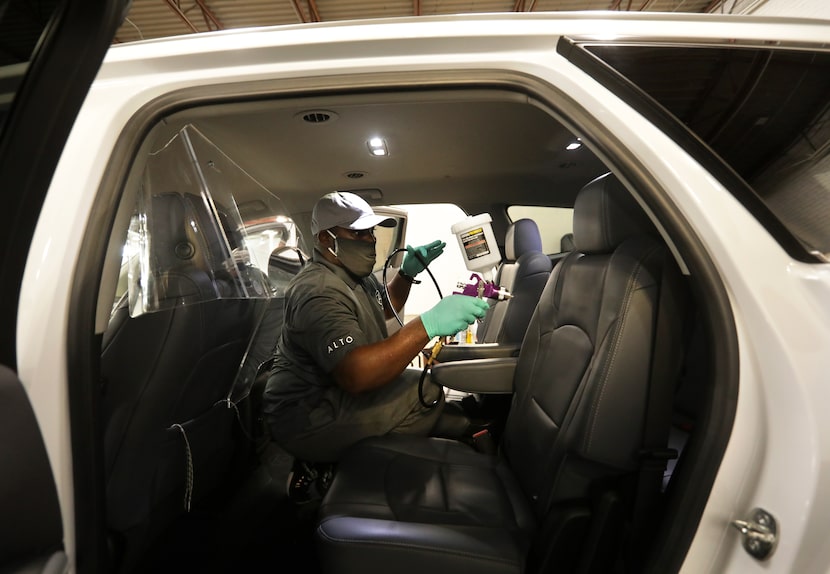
[472,428,497,455]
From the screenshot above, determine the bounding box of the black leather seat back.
[502,174,664,516]
[479,218,552,344]
[101,192,263,566]
[560,232,575,252]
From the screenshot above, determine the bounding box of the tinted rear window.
[581,44,830,260]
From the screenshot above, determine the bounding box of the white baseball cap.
[311,191,396,234]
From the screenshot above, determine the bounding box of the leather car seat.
[477,218,552,344]
[314,173,686,574]
[560,232,575,252]
[101,192,264,570]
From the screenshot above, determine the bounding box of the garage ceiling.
[116,0,719,43]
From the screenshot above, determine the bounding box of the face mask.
[327,230,376,278]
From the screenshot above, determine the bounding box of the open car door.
[370,205,408,334]
[0,0,127,571]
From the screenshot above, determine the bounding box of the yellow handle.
[425,339,444,367]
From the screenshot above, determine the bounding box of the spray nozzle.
[453,273,512,301]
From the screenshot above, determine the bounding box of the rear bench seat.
[315,173,689,573]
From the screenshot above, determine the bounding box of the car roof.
[89,13,830,246]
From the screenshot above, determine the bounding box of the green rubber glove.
[420,295,490,339]
[401,240,446,278]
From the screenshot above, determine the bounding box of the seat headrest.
[560,233,575,252]
[573,173,654,254]
[151,192,202,273]
[505,218,543,261]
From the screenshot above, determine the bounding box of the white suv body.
[7,11,830,574]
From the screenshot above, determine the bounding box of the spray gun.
[446,213,513,344]
[454,272,512,301]
[450,213,512,302]
[449,273,510,345]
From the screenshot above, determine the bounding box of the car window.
[506,205,574,254]
[573,43,830,261]
[372,214,406,274]
[241,216,299,273]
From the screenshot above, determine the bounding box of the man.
[262,191,488,501]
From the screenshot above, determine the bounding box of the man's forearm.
[333,318,430,394]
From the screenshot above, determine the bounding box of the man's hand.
[420,295,489,339]
[401,240,446,278]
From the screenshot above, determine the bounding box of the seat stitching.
[316,524,520,566]
[585,245,660,452]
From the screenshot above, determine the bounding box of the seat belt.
[627,251,690,568]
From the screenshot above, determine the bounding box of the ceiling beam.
[512,0,538,10]
[194,0,223,30]
[289,0,321,23]
[414,0,421,16]
[164,0,200,33]
[307,0,322,22]
[289,0,308,22]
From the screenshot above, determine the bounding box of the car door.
[0,0,126,571]
[370,205,408,334]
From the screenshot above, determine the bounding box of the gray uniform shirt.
[263,251,389,418]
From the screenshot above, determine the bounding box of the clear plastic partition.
[121,125,302,317]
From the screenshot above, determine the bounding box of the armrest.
[436,343,521,362]
[431,358,517,394]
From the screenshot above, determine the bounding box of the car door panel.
[1,0,128,572]
[0,365,65,573]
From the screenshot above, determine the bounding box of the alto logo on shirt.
[327,335,355,354]
[375,289,383,307]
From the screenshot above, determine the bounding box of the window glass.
[752,103,830,257]
[507,205,574,254]
[372,216,405,274]
[242,215,304,297]
[584,44,830,259]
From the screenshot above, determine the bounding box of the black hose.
[418,363,441,408]
[382,247,444,408]
[382,248,443,327]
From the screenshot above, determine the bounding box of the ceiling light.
[566,139,582,151]
[367,137,388,157]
